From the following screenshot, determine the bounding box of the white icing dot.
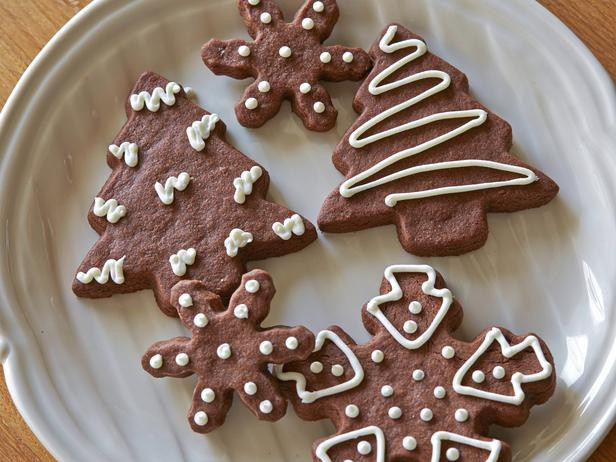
[245,97,259,110]
[302,18,314,30]
[313,1,324,12]
[238,45,251,57]
[234,304,249,319]
[260,12,272,24]
[388,406,402,419]
[412,369,425,381]
[258,81,271,93]
[455,408,469,422]
[201,388,215,403]
[342,51,354,63]
[245,279,260,293]
[193,313,208,328]
[371,350,384,363]
[403,320,418,334]
[175,353,189,366]
[244,382,257,395]
[420,408,433,422]
[441,346,455,359]
[310,361,323,374]
[331,364,344,376]
[434,386,446,399]
[313,102,325,113]
[472,370,486,383]
[216,343,232,360]
[381,385,394,397]
[247,0,260,5]
[178,293,193,308]
[409,301,422,314]
[446,448,460,461]
[149,354,163,369]
[279,46,292,58]
[299,82,312,94]
[345,404,359,418]
[319,52,332,63]
[357,441,372,455]
[259,400,273,414]
[402,436,417,451]
[493,366,506,380]
[193,411,208,426]
[285,336,299,350]
[259,340,273,355]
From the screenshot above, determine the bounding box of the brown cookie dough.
[276,264,555,461]
[73,72,317,316]
[142,270,315,432]
[318,24,559,256]
[201,0,372,131]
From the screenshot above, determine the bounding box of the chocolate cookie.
[142,270,315,432]
[73,72,317,316]
[201,0,372,131]
[276,264,555,461]
[318,24,559,255]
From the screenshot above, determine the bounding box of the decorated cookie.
[318,24,559,255]
[201,0,372,131]
[73,72,317,316]
[276,264,555,461]
[142,270,315,432]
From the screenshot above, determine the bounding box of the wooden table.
[0,0,614,460]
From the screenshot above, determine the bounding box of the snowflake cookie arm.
[201,38,257,80]
[237,0,285,38]
[318,45,373,82]
[187,380,233,433]
[292,0,339,41]
[142,337,195,379]
[235,80,284,129]
[290,83,337,132]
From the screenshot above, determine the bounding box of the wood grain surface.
[0,0,614,460]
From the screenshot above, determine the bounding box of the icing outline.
[430,431,501,462]
[315,425,385,462]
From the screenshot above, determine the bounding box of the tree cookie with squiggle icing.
[318,24,559,256]
[201,0,372,131]
[73,72,317,316]
[276,264,556,462]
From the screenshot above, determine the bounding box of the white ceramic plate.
[1,0,615,460]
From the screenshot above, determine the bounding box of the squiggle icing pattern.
[272,214,305,240]
[169,248,196,277]
[187,114,220,151]
[430,431,501,462]
[76,257,125,284]
[155,172,191,205]
[93,197,127,223]
[339,25,537,206]
[109,142,139,167]
[130,82,181,112]
[224,229,253,257]
[233,166,262,204]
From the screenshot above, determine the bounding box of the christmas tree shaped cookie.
[142,270,315,432]
[276,264,555,461]
[201,0,372,131]
[73,72,317,316]
[319,24,559,256]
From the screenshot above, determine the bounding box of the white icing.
[259,400,273,414]
[76,256,125,284]
[472,370,486,383]
[187,114,219,151]
[300,82,312,94]
[238,45,251,57]
[357,441,372,455]
[93,197,126,223]
[285,337,299,350]
[279,46,292,58]
[216,343,232,360]
[315,426,385,462]
[403,320,418,333]
[245,97,259,110]
[371,350,384,363]
[452,328,553,405]
[343,51,354,63]
[175,353,189,366]
[155,172,191,205]
[234,304,249,319]
[446,448,460,461]
[169,248,196,277]
[412,369,425,381]
[331,364,344,377]
[248,0,260,5]
[272,214,305,240]
[381,385,393,397]
[130,82,180,112]
[302,18,314,30]
[245,279,260,293]
[442,346,455,359]
[339,25,538,206]
[434,386,446,399]
[388,406,402,419]
[403,436,417,451]
[320,52,332,63]
[183,86,197,100]
[178,293,193,308]
[225,229,253,257]
[312,1,324,12]
[313,102,326,113]
[201,388,215,402]
[345,404,359,418]
[409,301,422,314]
[108,142,138,167]
[310,361,323,374]
[431,432,501,462]
[260,12,272,24]
[454,408,469,422]
[193,313,208,328]
[233,166,263,204]
[493,366,506,380]
[149,354,163,369]
[244,382,257,395]
[420,408,433,422]
[259,340,273,355]
[366,264,452,350]
[274,330,364,404]
[193,411,208,426]
[258,81,271,93]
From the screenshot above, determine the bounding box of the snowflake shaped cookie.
[202,0,372,131]
[72,72,317,316]
[142,270,315,432]
[276,264,555,461]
